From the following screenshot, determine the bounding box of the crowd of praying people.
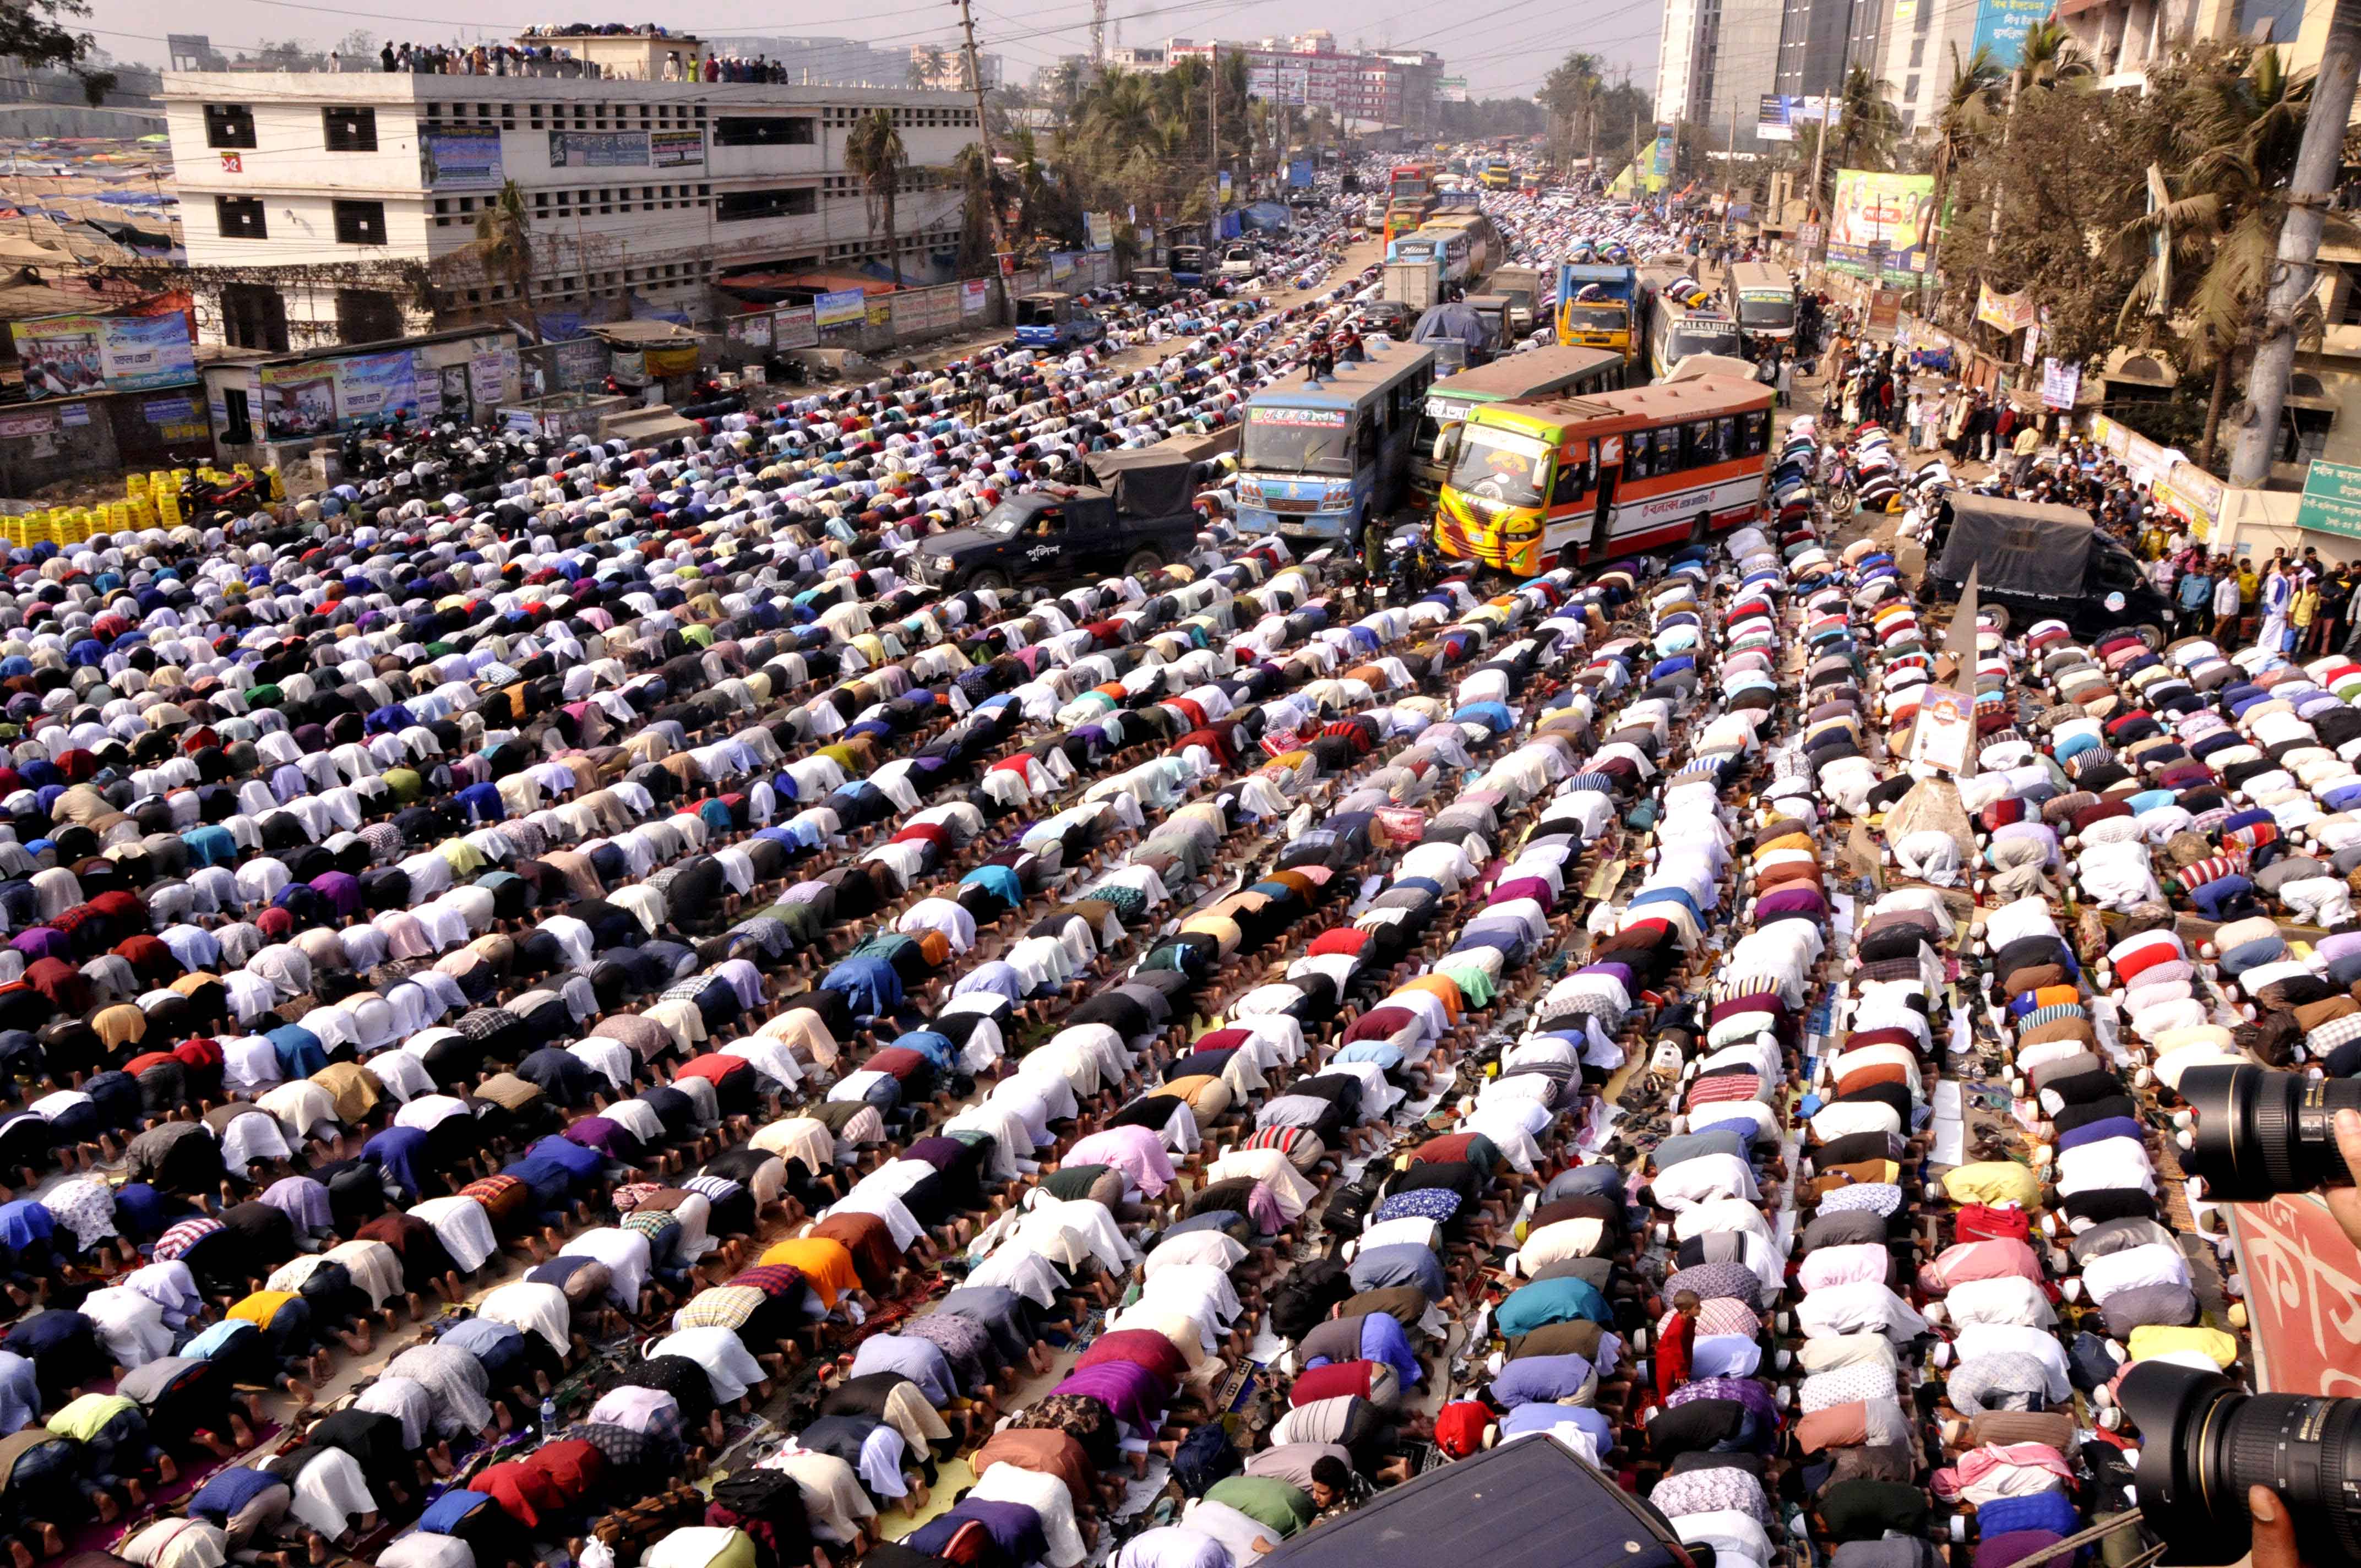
[0,167,2320,1568]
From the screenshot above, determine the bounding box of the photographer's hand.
[2250,1487,2301,1568]
[2326,1112,2361,1252]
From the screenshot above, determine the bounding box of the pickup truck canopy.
[1085,448,1196,519]
[1935,492,2095,598]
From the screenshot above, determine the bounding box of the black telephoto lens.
[2120,1362,2361,1564]
[2177,1064,2361,1202]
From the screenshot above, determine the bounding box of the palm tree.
[845,108,909,288]
[2111,44,2341,465]
[1926,44,2003,306]
[469,178,538,342]
[951,141,998,276]
[1832,67,1903,175]
[2013,19,2094,91]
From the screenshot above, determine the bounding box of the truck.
[1486,263,1547,337]
[1928,492,2172,643]
[1555,261,1643,373]
[917,447,1208,591]
[1384,258,1441,312]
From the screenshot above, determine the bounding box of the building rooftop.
[157,70,971,102]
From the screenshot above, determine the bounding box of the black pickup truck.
[917,449,1207,591]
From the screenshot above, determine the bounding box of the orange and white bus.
[1430,374,1774,576]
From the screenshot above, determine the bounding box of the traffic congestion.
[0,137,2336,1568]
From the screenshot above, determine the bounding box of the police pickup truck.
[917,448,1207,591]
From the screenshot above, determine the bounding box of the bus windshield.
[1449,424,1553,508]
[1668,319,1742,358]
[1243,405,1354,476]
[1568,302,1628,330]
[1737,293,1795,330]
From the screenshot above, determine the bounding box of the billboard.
[1755,94,1837,142]
[1973,0,2053,67]
[420,127,503,190]
[548,130,649,168]
[1826,168,1935,283]
[651,129,704,168]
[259,349,437,440]
[12,311,197,400]
[812,289,866,329]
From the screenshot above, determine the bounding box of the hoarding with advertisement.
[259,349,435,440]
[650,129,703,168]
[548,130,650,168]
[1755,94,1835,142]
[812,290,866,329]
[1973,0,2054,67]
[1826,169,1934,284]
[12,311,197,400]
[776,307,818,349]
[421,127,503,189]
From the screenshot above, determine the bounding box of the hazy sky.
[87,0,1662,104]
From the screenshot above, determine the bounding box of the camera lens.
[2175,1064,2361,1202]
[2121,1362,2361,1564]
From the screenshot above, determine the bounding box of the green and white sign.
[2297,459,2361,539]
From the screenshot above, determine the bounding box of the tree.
[1925,45,2004,298]
[469,178,540,343]
[910,46,949,90]
[2112,43,2347,465]
[337,30,377,62]
[1831,67,1903,176]
[846,107,909,287]
[2013,19,2095,91]
[1,0,111,104]
[950,141,1000,275]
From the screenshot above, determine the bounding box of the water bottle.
[540,1395,557,1431]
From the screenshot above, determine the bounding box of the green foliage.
[846,108,909,286]
[469,180,540,341]
[9,0,116,101]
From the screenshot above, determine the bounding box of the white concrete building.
[162,44,977,351]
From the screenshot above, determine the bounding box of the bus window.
[1682,419,1718,467]
[1741,410,1770,456]
[1714,417,1736,461]
[1551,452,1591,504]
[1625,428,1654,479]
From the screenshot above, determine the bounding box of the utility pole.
[1209,46,1222,225]
[955,0,1013,313]
[2232,0,2361,484]
[1722,90,1736,235]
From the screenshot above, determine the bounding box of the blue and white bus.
[1234,342,1437,544]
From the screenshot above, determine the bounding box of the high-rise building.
[1656,0,1786,147]
[1775,0,1891,107]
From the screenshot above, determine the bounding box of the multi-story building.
[1658,0,1796,148]
[1774,0,1891,110]
[161,35,977,352]
[1163,35,1443,129]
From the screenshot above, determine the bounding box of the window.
[1741,409,1770,456]
[2340,265,2361,325]
[715,115,815,146]
[336,288,404,344]
[1551,451,1590,504]
[715,187,818,221]
[204,103,255,149]
[215,195,267,239]
[333,199,387,245]
[1624,427,1655,479]
[322,106,377,151]
[1712,416,1737,462]
[220,282,289,351]
[1681,415,1718,465]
